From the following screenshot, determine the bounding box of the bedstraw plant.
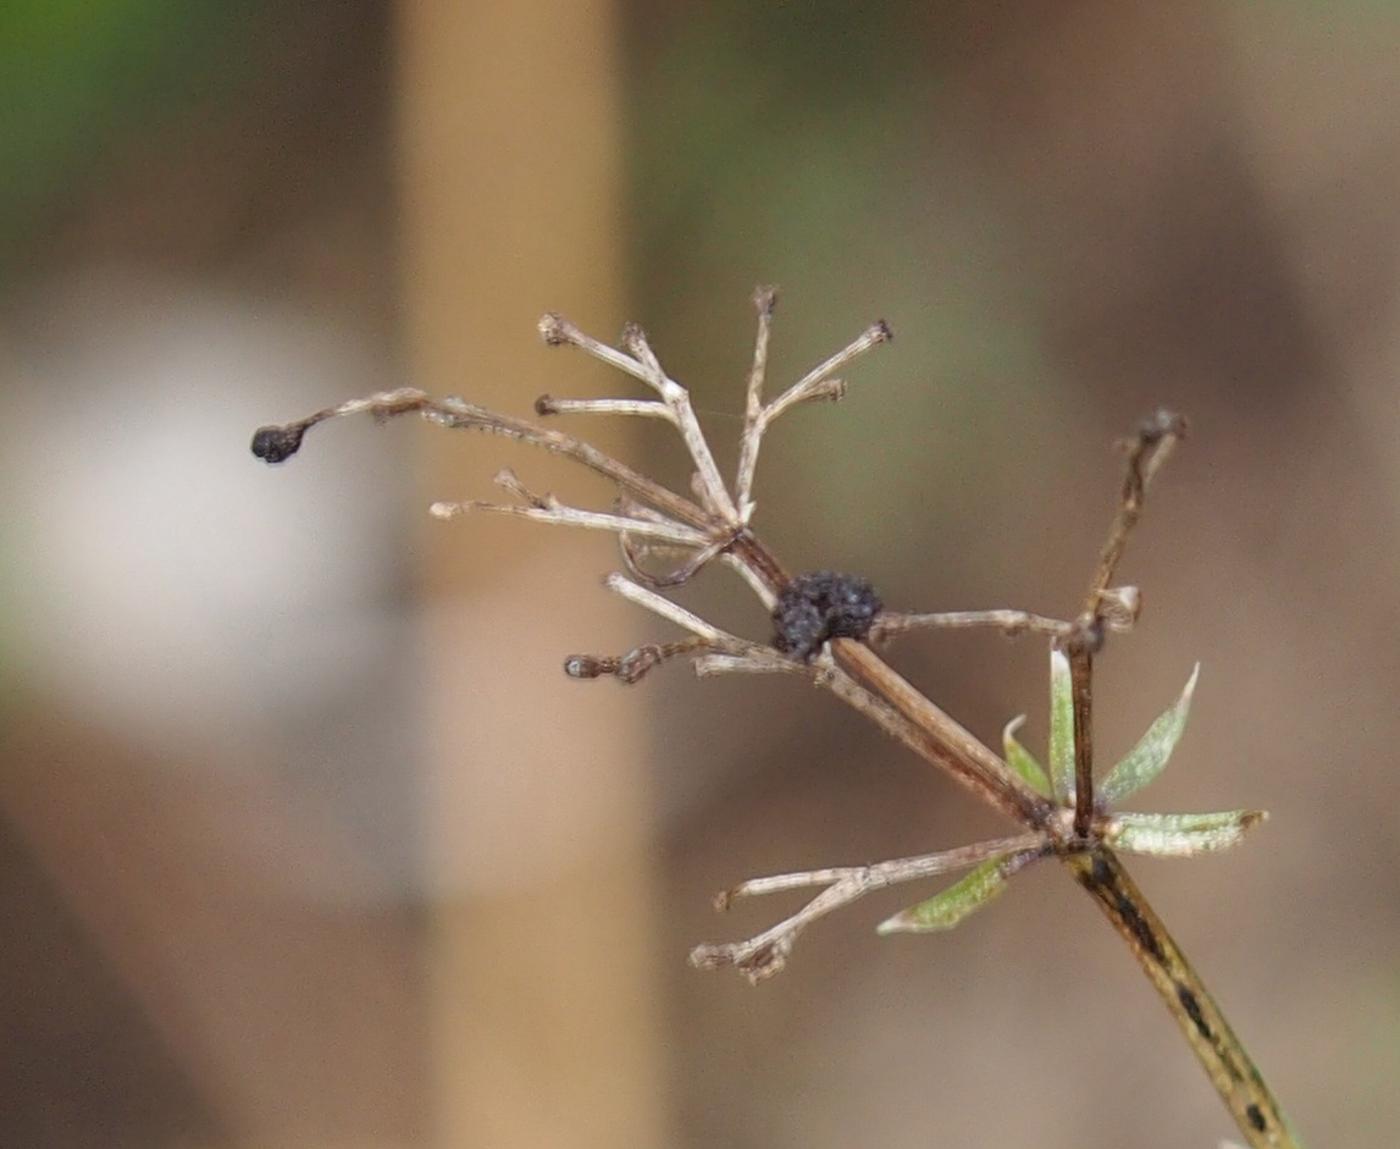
[252,289,1304,1148]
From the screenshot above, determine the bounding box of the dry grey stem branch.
[691,833,1048,982]
[872,595,1140,644]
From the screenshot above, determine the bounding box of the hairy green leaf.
[1002,714,1050,797]
[1099,663,1200,804]
[877,858,1010,934]
[1109,809,1266,857]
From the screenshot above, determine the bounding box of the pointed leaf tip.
[1002,715,1051,797]
[1100,663,1201,805]
[1109,808,1265,857]
[877,858,1012,935]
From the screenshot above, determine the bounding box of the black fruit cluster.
[772,570,882,661]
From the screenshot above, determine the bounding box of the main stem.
[1066,850,1303,1149]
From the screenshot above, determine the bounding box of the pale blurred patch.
[2,270,402,740]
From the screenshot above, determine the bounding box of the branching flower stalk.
[252,290,1304,1149]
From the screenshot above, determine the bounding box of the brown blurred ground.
[2,3,1399,1147]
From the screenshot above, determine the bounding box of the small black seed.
[250,424,306,464]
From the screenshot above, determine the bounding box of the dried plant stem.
[734,303,889,522]
[279,387,714,531]
[872,607,1074,641]
[692,832,1049,982]
[1083,411,1186,612]
[1067,850,1301,1149]
[1068,412,1187,836]
[1070,648,1095,838]
[717,833,1047,903]
[253,314,1298,1149]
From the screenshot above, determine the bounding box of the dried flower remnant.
[249,423,307,464]
[251,291,1302,1149]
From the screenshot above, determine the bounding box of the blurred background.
[3,2,1399,1146]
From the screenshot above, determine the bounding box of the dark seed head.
[773,570,882,660]
[250,424,306,464]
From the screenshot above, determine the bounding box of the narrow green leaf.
[1099,663,1201,804]
[877,858,1010,934]
[1109,809,1266,857]
[1048,648,1075,802]
[1002,714,1050,797]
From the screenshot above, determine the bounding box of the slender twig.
[251,387,711,530]
[535,395,674,421]
[692,649,823,679]
[492,466,550,508]
[873,607,1075,641]
[1084,409,1188,610]
[623,323,741,522]
[735,286,777,522]
[734,311,890,523]
[430,498,711,546]
[603,572,730,643]
[872,593,1141,645]
[618,532,732,589]
[563,638,710,684]
[1066,411,1186,839]
[692,833,1049,983]
[716,832,1048,904]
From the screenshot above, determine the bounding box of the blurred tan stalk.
[397,3,668,1147]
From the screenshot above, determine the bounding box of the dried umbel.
[252,290,1301,1149]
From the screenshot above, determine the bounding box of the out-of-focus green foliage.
[0,0,249,267]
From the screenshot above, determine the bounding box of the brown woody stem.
[1067,850,1302,1149]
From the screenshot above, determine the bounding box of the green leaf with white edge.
[1048,648,1075,802]
[877,858,1011,935]
[1002,714,1050,797]
[1099,663,1201,805]
[1108,809,1266,857]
